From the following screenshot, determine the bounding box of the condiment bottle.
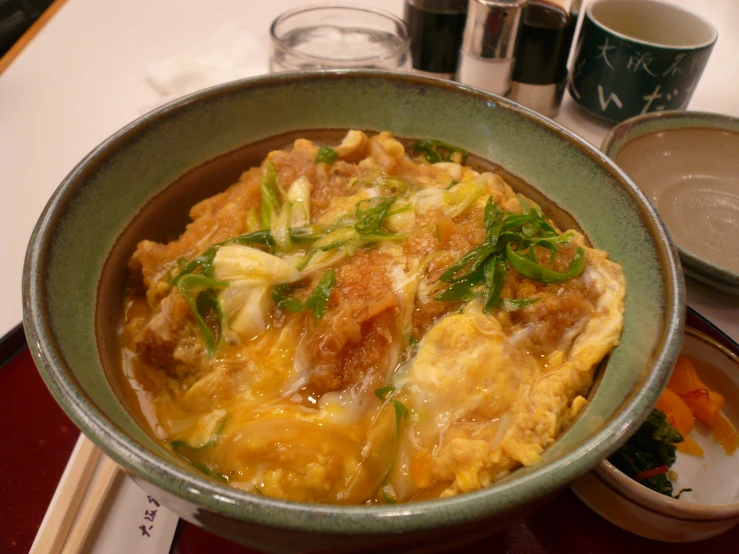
[456,0,528,96]
[404,0,469,79]
[509,0,580,117]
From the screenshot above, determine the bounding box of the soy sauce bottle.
[404,0,468,79]
[510,0,580,117]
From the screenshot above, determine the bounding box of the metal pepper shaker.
[456,0,528,96]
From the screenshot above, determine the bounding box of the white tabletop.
[1,0,738,342]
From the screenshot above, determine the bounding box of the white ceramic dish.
[602,111,739,295]
[572,324,739,542]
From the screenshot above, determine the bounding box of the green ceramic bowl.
[602,110,739,295]
[23,71,684,553]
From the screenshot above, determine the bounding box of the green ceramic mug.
[568,0,717,123]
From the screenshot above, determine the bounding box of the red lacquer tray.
[3,309,739,554]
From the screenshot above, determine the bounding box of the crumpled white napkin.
[143,22,270,110]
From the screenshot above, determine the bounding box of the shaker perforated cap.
[460,0,528,60]
[456,0,528,96]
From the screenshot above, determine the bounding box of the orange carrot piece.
[676,434,704,457]
[655,388,695,436]
[712,414,739,455]
[668,356,704,394]
[668,356,724,428]
[410,450,433,489]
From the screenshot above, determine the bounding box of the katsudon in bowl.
[23,71,684,552]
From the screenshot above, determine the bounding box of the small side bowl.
[602,110,739,295]
[572,314,739,542]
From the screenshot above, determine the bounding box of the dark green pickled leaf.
[609,409,684,497]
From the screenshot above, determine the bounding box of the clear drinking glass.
[270,4,411,72]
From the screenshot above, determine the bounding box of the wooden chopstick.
[29,435,120,554]
[60,455,120,554]
[29,436,101,554]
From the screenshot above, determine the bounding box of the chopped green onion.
[483,254,507,313]
[391,399,409,431]
[435,194,584,309]
[190,461,229,483]
[246,206,260,233]
[377,178,409,194]
[304,269,335,320]
[272,283,306,313]
[315,227,359,251]
[296,249,318,271]
[177,274,228,357]
[271,200,292,253]
[411,139,468,164]
[272,269,335,320]
[506,244,585,284]
[385,204,412,217]
[380,487,397,504]
[316,146,339,164]
[374,386,396,402]
[171,230,276,284]
[500,298,540,312]
[171,248,218,283]
[224,230,275,249]
[289,225,326,242]
[170,415,228,452]
[439,244,497,283]
[355,196,396,235]
[434,280,477,302]
[260,162,280,229]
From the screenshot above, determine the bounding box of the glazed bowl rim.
[23,69,685,534]
[594,326,739,521]
[601,109,739,294]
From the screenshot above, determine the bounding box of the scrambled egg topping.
[121,131,626,503]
